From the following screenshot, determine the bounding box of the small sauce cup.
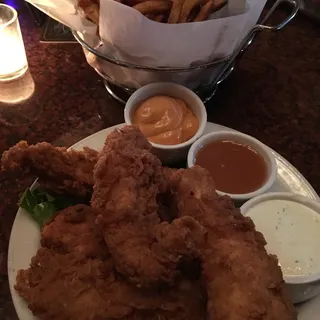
[241,192,320,304]
[187,130,277,204]
[124,82,207,164]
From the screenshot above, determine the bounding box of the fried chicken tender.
[41,205,107,259]
[1,139,174,200]
[169,166,297,320]
[92,126,205,288]
[1,141,98,197]
[16,201,206,320]
[15,247,206,320]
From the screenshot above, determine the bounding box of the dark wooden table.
[0,0,319,318]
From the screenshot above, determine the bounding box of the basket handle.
[258,0,300,31]
[214,0,300,87]
[242,0,300,49]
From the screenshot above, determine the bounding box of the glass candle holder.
[0,4,28,81]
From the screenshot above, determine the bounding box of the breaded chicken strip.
[169,166,297,320]
[16,201,206,319]
[92,126,204,288]
[15,247,206,320]
[1,141,98,197]
[41,204,107,259]
[1,139,174,200]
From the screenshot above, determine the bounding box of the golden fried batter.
[92,126,204,288]
[1,141,97,197]
[169,166,297,320]
[16,245,205,319]
[41,204,107,258]
[11,126,296,320]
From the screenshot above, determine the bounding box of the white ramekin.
[187,130,277,203]
[241,192,320,304]
[124,82,207,164]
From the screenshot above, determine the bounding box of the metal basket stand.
[74,0,300,105]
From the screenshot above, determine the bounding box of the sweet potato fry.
[178,0,204,23]
[168,0,185,23]
[133,0,172,14]
[194,0,214,21]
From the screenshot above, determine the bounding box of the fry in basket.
[77,0,228,26]
[146,13,166,22]
[133,0,172,15]
[194,0,214,21]
[78,0,100,25]
[168,0,185,23]
[187,6,199,22]
[178,0,204,23]
[191,0,227,22]
[210,0,228,14]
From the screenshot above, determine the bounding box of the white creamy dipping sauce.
[245,199,320,277]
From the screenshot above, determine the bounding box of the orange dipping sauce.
[132,95,199,145]
[195,140,268,194]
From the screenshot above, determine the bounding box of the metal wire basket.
[73,0,299,104]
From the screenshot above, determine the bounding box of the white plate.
[8,122,320,320]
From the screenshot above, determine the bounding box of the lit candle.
[0,4,28,81]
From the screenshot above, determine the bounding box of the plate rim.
[8,121,319,320]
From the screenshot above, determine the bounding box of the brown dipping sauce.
[195,140,268,194]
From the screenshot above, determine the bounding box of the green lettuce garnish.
[18,188,84,228]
